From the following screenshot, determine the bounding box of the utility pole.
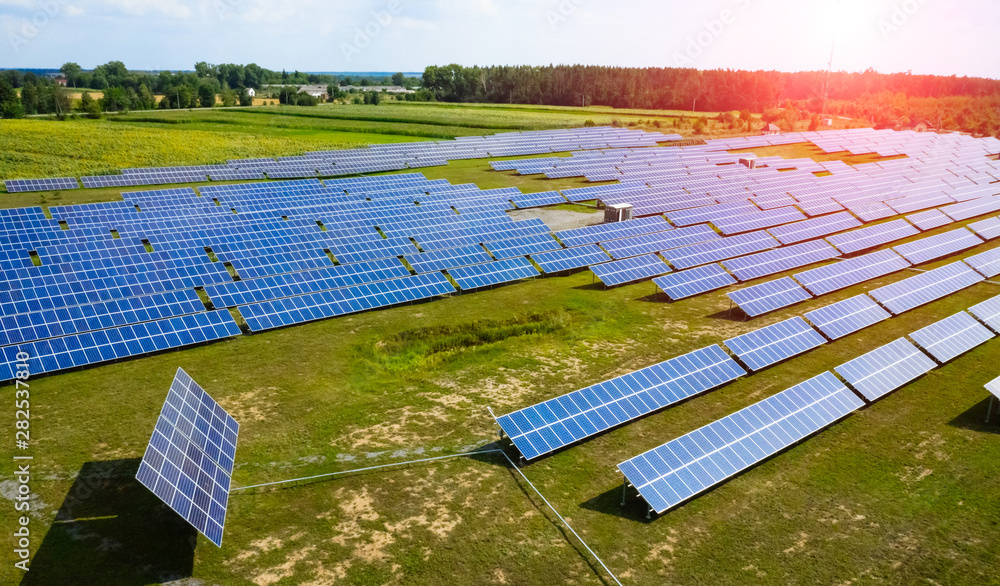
[822,0,841,126]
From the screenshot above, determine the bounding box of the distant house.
[297,85,327,98]
[761,123,781,135]
[914,121,933,133]
[340,85,414,94]
[246,87,255,98]
[53,77,67,86]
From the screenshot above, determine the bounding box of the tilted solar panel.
[590,255,672,287]
[986,375,1000,400]
[447,257,540,290]
[825,219,919,255]
[722,240,840,282]
[495,345,747,461]
[964,247,1000,279]
[531,245,611,273]
[723,317,827,372]
[891,228,983,265]
[726,278,812,318]
[654,265,737,301]
[794,249,911,296]
[967,217,1000,241]
[804,295,891,340]
[834,338,936,402]
[767,212,861,245]
[909,311,995,364]
[968,295,1000,333]
[868,262,984,315]
[618,372,862,514]
[136,368,239,547]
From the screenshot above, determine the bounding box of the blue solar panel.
[590,255,672,287]
[987,375,1000,400]
[618,372,862,514]
[794,249,911,296]
[722,240,840,282]
[0,311,241,382]
[447,257,539,290]
[804,295,891,340]
[964,247,1000,279]
[969,295,1000,333]
[531,245,611,273]
[404,244,494,274]
[5,177,80,193]
[940,196,1000,222]
[713,207,807,235]
[905,209,954,231]
[723,317,827,372]
[868,262,985,315]
[555,216,672,247]
[495,345,747,460]
[834,338,937,402]
[484,234,562,260]
[891,228,983,265]
[767,212,862,245]
[662,231,778,270]
[239,272,456,332]
[726,278,813,318]
[825,219,919,255]
[136,368,238,547]
[909,311,995,364]
[600,226,720,260]
[654,265,737,301]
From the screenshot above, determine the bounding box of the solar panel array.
[968,295,1000,333]
[794,249,911,296]
[5,177,79,193]
[136,368,238,547]
[495,345,747,460]
[834,338,937,402]
[654,265,737,301]
[723,317,827,372]
[891,228,983,265]
[618,372,862,514]
[909,311,995,363]
[722,240,840,282]
[448,257,540,290]
[964,247,1000,278]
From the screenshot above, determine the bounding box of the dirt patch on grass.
[507,207,603,232]
[217,386,281,423]
[332,405,454,450]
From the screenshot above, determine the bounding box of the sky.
[1,0,999,78]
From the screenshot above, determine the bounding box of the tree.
[197,84,216,108]
[20,82,39,115]
[220,83,237,107]
[391,72,405,87]
[60,62,82,87]
[100,86,128,112]
[80,92,101,118]
[0,76,24,118]
[238,88,252,107]
[138,84,156,110]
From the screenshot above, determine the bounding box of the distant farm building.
[340,85,415,94]
[246,87,255,97]
[761,123,781,135]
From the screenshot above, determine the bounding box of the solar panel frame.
[654,265,737,301]
[964,247,1000,278]
[968,295,1000,333]
[726,278,813,318]
[825,219,919,255]
[909,311,995,363]
[793,249,911,296]
[891,228,983,265]
[590,255,672,287]
[967,217,1000,241]
[834,338,937,402]
[868,262,985,315]
[986,375,1000,400]
[447,257,540,290]
[136,368,239,547]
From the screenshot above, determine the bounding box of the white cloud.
[102,0,191,18]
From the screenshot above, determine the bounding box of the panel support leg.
[621,479,627,507]
[646,505,652,520]
[987,395,995,424]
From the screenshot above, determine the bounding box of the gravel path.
[507,207,604,232]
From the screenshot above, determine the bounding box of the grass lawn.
[0,109,997,585]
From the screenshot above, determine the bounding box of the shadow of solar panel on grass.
[948,396,1000,436]
[22,459,196,586]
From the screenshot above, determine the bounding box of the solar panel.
[968,295,1000,333]
[905,209,954,231]
[967,217,1000,241]
[600,226,720,260]
[794,249,911,296]
[986,375,1000,400]
[723,317,827,372]
[909,311,995,364]
[662,231,778,270]
[834,338,937,402]
[495,345,747,461]
[713,207,807,235]
[555,216,672,247]
[618,372,862,515]
[940,195,1000,222]
[404,244,494,274]
[531,245,611,273]
[721,240,840,282]
[868,262,985,315]
[484,234,562,260]
[654,265,737,301]
[766,212,861,245]
[825,219,919,255]
[590,255,672,287]
[891,228,983,265]
[964,247,1000,278]
[5,177,80,193]
[136,368,238,547]
[447,257,540,290]
[804,295,891,340]
[726,278,813,318]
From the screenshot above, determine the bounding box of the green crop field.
[1,104,998,586]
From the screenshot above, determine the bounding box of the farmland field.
[1,104,999,586]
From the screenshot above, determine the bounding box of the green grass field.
[0,104,998,585]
